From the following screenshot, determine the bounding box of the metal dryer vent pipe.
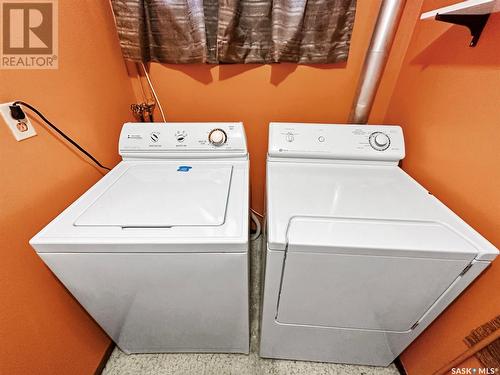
[349,0,406,124]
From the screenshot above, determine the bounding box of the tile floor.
[103,238,401,375]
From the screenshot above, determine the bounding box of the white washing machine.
[30,122,249,354]
[260,122,498,366]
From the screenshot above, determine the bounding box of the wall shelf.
[420,0,500,46]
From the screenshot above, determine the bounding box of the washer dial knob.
[208,128,227,146]
[175,130,187,143]
[369,132,390,151]
[150,132,160,143]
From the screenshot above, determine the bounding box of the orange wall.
[0,1,135,374]
[137,2,393,214]
[383,2,500,374]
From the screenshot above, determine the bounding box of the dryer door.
[75,163,233,227]
[276,217,477,332]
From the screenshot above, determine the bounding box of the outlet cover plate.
[0,102,37,141]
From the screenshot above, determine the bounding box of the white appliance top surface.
[31,160,249,252]
[266,162,498,261]
[75,164,232,227]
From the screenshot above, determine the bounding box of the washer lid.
[74,164,233,227]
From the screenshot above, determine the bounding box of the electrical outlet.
[0,102,37,141]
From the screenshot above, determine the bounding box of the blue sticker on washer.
[177,166,192,172]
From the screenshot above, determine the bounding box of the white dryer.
[30,122,249,354]
[260,123,498,366]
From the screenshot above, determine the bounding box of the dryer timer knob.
[208,128,227,146]
[369,132,390,151]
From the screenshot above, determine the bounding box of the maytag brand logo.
[0,0,58,69]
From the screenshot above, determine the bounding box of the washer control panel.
[268,123,404,162]
[119,122,246,158]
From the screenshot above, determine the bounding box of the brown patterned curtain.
[110,0,356,64]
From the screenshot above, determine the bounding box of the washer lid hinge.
[410,321,420,330]
[460,262,474,276]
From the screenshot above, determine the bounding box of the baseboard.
[394,357,408,375]
[94,342,116,375]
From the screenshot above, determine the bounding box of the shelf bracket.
[434,13,491,47]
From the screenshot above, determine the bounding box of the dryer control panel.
[268,123,405,162]
[119,122,247,158]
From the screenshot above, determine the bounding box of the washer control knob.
[286,133,294,142]
[150,132,160,143]
[175,130,187,143]
[369,132,390,151]
[208,128,227,146]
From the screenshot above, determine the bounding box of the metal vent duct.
[349,0,406,124]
